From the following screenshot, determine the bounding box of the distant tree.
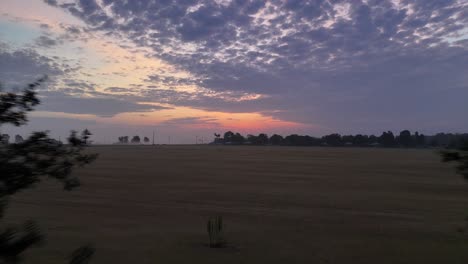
[217,131,463,148]
[131,136,141,144]
[14,134,24,143]
[323,133,342,146]
[118,136,129,144]
[232,133,245,145]
[81,129,92,145]
[283,134,320,146]
[143,137,150,143]
[257,133,268,145]
[246,134,257,144]
[342,135,354,145]
[398,130,412,147]
[353,134,368,146]
[246,133,268,145]
[368,135,378,145]
[0,76,97,263]
[307,136,323,146]
[379,131,396,147]
[429,133,468,148]
[269,134,284,145]
[223,131,234,143]
[0,134,9,144]
[413,131,425,147]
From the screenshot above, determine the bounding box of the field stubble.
[6,145,468,263]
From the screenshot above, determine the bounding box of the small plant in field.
[207,216,225,248]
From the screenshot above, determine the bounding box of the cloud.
[0,44,64,87]
[39,0,468,132]
[34,35,61,48]
[162,116,219,126]
[0,43,173,117]
[38,91,171,117]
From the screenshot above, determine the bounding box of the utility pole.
[152,131,155,145]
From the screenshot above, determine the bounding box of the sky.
[0,0,467,144]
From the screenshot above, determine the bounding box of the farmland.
[6,146,468,264]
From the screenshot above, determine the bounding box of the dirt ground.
[6,145,468,263]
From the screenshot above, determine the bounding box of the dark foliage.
[398,130,412,147]
[117,135,151,144]
[212,130,466,148]
[207,216,224,248]
[223,131,244,145]
[117,136,129,144]
[0,77,97,263]
[247,133,268,145]
[0,77,43,127]
[131,136,140,144]
[441,140,468,180]
[269,134,284,145]
[378,131,397,147]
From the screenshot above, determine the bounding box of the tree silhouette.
[81,129,92,145]
[379,131,396,147]
[269,134,284,145]
[215,130,465,148]
[342,135,354,145]
[353,134,368,146]
[143,137,150,143]
[0,77,97,263]
[323,133,342,146]
[131,136,141,144]
[118,136,129,144]
[414,131,425,147]
[257,133,268,145]
[232,133,245,145]
[223,131,234,143]
[398,130,412,147]
[14,135,24,143]
[0,134,9,144]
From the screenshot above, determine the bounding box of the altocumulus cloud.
[0,44,64,87]
[38,91,171,117]
[42,0,468,132]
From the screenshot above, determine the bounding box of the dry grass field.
[6,145,468,263]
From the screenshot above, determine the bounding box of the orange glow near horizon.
[113,107,307,132]
[1,3,313,137]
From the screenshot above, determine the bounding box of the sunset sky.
[1,0,467,143]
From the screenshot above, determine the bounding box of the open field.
[6,145,468,263]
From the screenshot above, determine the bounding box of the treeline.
[117,135,150,144]
[213,131,468,148]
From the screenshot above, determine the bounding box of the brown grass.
[6,145,468,263]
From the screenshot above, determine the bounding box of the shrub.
[207,216,225,248]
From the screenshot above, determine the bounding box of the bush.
[207,216,225,248]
